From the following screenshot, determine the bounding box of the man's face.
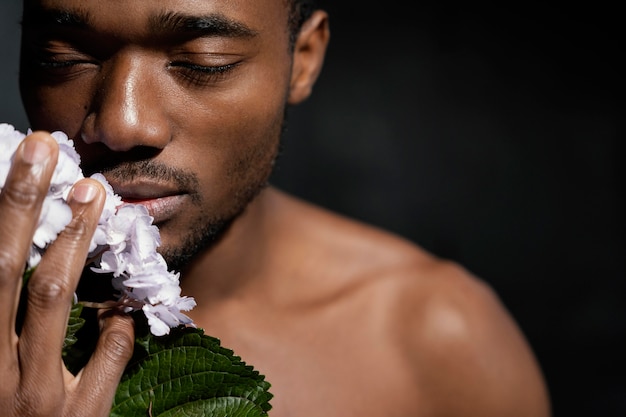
[19,0,294,269]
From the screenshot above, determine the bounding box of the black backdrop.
[1,3,623,416]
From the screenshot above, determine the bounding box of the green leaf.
[111,325,273,417]
[62,301,95,375]
[63,302,85,354]
[21,266,273,416]
[149,397,270,416]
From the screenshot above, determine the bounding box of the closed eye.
[24,48,98,80]
[168,61,239,86]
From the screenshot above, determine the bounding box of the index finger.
[19,179,106,384]
[0,133,58,358]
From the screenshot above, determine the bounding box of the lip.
[122,195,187,224]
[106,180,187,224]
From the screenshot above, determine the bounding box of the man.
[1,0,550,416]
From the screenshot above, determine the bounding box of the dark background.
[1,3,623,416]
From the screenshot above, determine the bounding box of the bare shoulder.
[266,188,552,416]
[390,261,552,417]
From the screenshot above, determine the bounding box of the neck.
[179,186,276,305]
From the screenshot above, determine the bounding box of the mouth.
[107,180,188,225]
[121,195,187,225]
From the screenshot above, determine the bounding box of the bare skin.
[0,133,134,417]
[184,187,551,416]
[1,0,552,416]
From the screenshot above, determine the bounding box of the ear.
[288,10,330,104]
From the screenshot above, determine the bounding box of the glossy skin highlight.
[19,0,294,269]
[0,0,552,416]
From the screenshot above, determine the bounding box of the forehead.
[22,0,290,41]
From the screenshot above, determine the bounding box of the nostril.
[80,113,97,144]
[80,131,91,144]
[79,105,171,152]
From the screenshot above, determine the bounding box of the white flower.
[143,301,196,337]
[32,197,73,249]
[0,123,196,336]
[123,268,180,305]
[49,131,83,199]
[111,204,160,258]
[28,246,43,269]
[87,174,124,255]
[0,123,26,189]
[91,173,122,221]
[96,250,128,278]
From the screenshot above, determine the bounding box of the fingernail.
[22,137,53,164]
[71,182,98,203]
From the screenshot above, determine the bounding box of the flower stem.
[79,300,120,309]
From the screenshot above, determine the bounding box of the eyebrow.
[150,11,258,39]
[21,8,91,29]
[21,8,258,39]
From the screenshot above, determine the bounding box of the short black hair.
[287,0,319,50]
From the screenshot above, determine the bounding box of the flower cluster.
[0,123,195,336]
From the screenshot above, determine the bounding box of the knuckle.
[0,180,43,210]
[27,272,72,305]
[100,328,134,363]
[0,252,23,283]
[60,215,93,241]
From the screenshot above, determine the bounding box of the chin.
[156,216,235,273]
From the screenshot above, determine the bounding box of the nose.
[81,52,171,152]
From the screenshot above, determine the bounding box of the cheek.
[21,81,93,137]
[183,99,283,203]
[178,67,288,188]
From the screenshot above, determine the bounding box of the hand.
[0,132,134,417]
